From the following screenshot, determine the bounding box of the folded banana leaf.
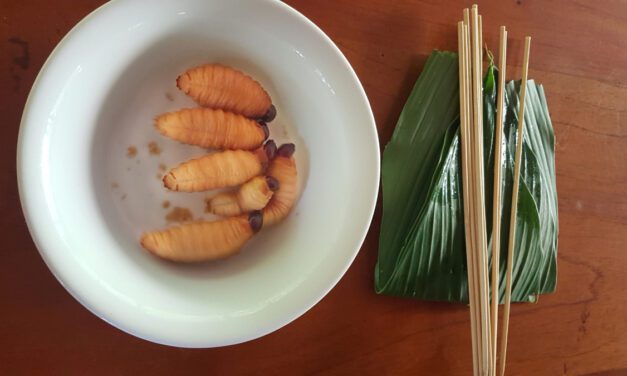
[375,51,558,303]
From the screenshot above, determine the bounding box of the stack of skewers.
[457,5,531,376]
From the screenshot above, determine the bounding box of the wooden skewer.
[465,8,485,375]
[464,9,484,375]
[470,6,492,374]
[499,36,531,376]
[468,9,483,375]
[479,15,483,71]
[458,19,479,376]
[491,25,508,375]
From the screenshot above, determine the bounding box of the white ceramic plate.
[17,0,379,347]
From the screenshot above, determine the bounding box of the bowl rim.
[17,0,380,347]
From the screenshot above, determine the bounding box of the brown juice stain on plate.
[111,182,119,189]
[165,92,174,101]
[165,207,193,223]
[121,194,127,200]
[156,173,162,180]
[159,163,167,172]
[162,200,170,209]
[148,141,161,155]
[127,146,137,157]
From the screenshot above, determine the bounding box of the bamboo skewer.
[464,15,482,364]
[470,6,492,374]
[479,15,484,72]
[458,21,479,376]
[499,36,531,376]
[460,7,533,376]
[491,25,508,375]
[468,9,482,375]
[462,11,484,375]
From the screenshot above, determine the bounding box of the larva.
[140,211,263,262]
[163,141,276,192]
[262,143,299,226]
[206,175,280,217]
[176,64,275,120]
[155,108,268,150]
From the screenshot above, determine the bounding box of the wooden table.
[1,1,625,375]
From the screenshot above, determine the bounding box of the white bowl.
[17,0,379,347]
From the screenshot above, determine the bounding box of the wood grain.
[1,0,626,375]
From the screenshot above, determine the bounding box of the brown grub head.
[277,143,295,158]
[266,176,280,191]
[259,121,269,140]
[248,210,263,232]
[259,104,277,122]
[264,140,277,160]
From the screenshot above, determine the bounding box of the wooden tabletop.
[2,1,626,375]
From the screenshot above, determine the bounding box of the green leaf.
[375,51,558,303]
[501,80,558,301]
[375,51,462,299]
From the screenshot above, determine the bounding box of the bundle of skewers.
[457,5,531,376]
